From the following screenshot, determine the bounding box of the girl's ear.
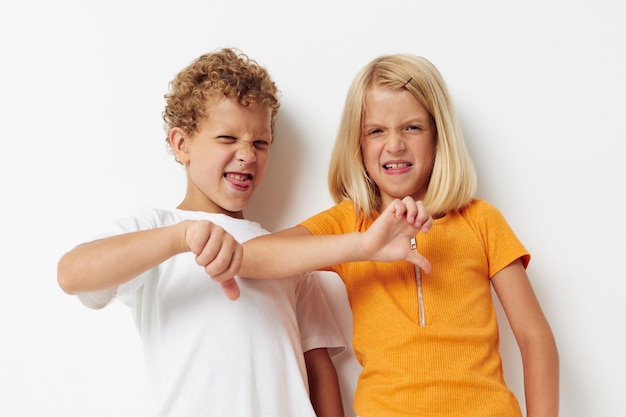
[169,128,190,164]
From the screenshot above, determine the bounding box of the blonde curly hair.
[162,48,281,158]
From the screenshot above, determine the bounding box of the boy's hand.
[185,221,243,300]
[362,197,432,273]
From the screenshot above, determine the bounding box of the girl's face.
[361,85,436,209]
[170,97,272,217]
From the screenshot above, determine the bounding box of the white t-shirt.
[78,208,345,417]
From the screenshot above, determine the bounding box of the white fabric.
[78,207,345,417]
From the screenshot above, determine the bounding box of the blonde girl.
[238,54,559,417]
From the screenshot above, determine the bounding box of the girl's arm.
[240,197,432,279]
[57,220,243,300]
[304,348,345,417]
[492,259,559,417]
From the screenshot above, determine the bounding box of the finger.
[401,196,418,223]
[414,200,433,232]
[194,230,225,267]
[208,249,242,300]
[220,278,241,301]
[408,252,432,274]
[206,243,243,279]
[390,198,407,219]
[186,221,213,256]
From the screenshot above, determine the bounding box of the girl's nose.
[385,132,406,153]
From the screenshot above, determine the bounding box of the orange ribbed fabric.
[300,199,530,417]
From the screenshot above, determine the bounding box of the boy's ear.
[169,128,190,164]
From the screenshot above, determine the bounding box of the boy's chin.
[222,203,249,217]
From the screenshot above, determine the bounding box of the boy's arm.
[304,348,345,417]
[57,220,243,300]
[239,197,432,279]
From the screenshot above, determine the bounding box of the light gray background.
[1,1,624,416]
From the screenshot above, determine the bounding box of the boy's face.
[171,97,272,217]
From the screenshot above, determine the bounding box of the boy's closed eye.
[217,135,238,143]
[253,140,270,150]
[216,136,270,150]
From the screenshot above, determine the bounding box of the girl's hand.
[362,197,432,273]
[389,197,432,233]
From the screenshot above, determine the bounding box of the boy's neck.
[176,201,245,219]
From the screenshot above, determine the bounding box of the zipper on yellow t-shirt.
[411,236,426,326]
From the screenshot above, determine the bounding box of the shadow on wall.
[245,110,361,417]
[245,109,304,232]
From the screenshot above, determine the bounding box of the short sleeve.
[74,208,159,309]
[295,271,346,357]
[469,200,531,277]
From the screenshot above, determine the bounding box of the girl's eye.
[407,125,422,132]
[367,128,383,136]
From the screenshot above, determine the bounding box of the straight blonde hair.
[328,54,477,219]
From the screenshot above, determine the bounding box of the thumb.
[220,278,241,301]
[407,252,432,274]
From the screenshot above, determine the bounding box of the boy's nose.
[235,143,257,164]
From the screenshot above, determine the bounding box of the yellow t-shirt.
[300,199,530,417]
